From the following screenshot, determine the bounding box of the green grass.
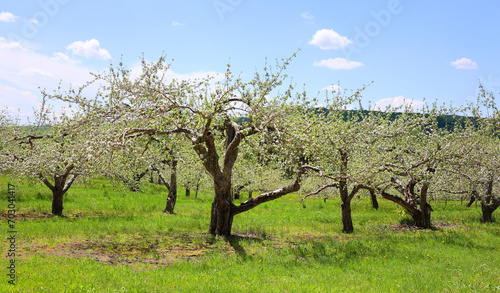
[1,176,499,292]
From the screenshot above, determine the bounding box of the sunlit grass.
[0,175,499,292]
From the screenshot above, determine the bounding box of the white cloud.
[0,12,18,23]
[313,58,363,70]
[374,96,426,112]
[321,84,342,92]
[172,21,185,27]
[19,68,53,77]
[51,52,81,64]
[301,12,314,20]
[309,29,352,50]
[66,39,111,60]
[0,37,26,51]
[29,18,38,24]
[0,38,94,122]
[0,84,40,119]
[450,58,478,70]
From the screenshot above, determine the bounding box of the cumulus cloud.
[172,21,185,27]
[66,39,111,60]
[0,37,25,51]
[309,29,352,50]
[51,52,81,64]
[313,57,363,70]
[0,38,94,122]
[450,58,478,70]
[0,12,18,23]
[374,96,426,112]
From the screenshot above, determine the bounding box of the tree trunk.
[339,176,354,234]
[466,193,476,208]
[379,180,433,229]
[341,198,354,233]
[185,185,190,197]
[164,156,178,214]
[481,203,494,223]
[39,169,77,217]
[370,190,379,210]
[479,198,499,223]
[248,191,252,199]
[209,199,234,236]
[411,206,432,229]
[233,187,240,200]
[414,182,432,229]
[209,180,234,236]
[130,170,147,191]
[51,188,65,216]
[479,178,497,222]
[207,120,240,236]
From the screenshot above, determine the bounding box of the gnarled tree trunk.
[481,203,495,223]
[39,165,77,216]
[479,179,499,222]
[414,182,432,229]
[193,120,312,236]
[380,180,433,229]
[209,180,234,236]
[205,120,239,236]
[410,203,432,229]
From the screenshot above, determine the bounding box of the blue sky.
[1,0,499,121]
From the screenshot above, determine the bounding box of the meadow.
[1,176,499,292]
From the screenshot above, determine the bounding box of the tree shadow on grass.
[224,233,266,260]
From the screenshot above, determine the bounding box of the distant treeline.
[28,113,476,133]
[309,108,479,132]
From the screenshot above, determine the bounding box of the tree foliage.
[47,54,319,235]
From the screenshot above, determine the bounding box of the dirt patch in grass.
[0,211,53,220]
[388,221,465,231]
[18,233,241,268]
[0,211,107,220]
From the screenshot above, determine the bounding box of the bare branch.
[38,173,55,191]
[232,165,317,215]
[150,165,171,191]
[302,183,339,201]
[62,175,78,194]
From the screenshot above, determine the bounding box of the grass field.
[1,176,499,292]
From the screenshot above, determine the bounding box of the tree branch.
[38,173,55,191]
[302,183,339,201]
[232,165,317,215]
[62,175,78,195]
[125,128,193,139]
[379,188,419,215]
[150,165,171,191]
